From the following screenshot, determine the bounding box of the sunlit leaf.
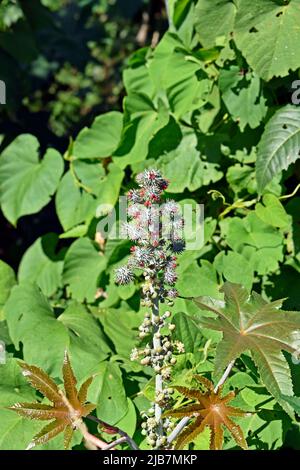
[8,352,96,449]
[165,376,248,450]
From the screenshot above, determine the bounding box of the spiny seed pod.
[114,265,134,285]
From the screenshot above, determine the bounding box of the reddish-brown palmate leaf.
[193,282,300,413]
[165,375,249,450]
[8,351,96,450]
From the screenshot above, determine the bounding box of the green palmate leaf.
[0,259,16,320]
[4,284,108,376]
[219,67,267,131]
[234,0,300,81]
[8,352,96,449]
[194,282,300,412]
[0,134,63,225]
[165,376,248,450]
[157,133,222,192]
[62,238,107,303]
[195,0,237,47]
[256,105,300,192]
[72,111,123,159]
[113,93,169,168]
[18,234,64,297]
[5,283,68,374]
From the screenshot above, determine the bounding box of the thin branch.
[214,360,235,393]
[167,416,190,446]
[86,415,140,450]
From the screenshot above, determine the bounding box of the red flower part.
[149,171,157,180]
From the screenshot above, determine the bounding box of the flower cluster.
[115,169,185,303]
[115,169,186,449]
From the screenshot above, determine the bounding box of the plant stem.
[152,294,163,436]
[164,0,171,27]
[167,416,190,446]
[86,415,140,450]
[214,360,235,392]
[102,437,127,450]
[79,422,108,450]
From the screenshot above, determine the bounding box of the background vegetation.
[1,0,300,450]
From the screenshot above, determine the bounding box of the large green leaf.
[0,259,16,320]
[87,361,128,425]
[157,133,222,192]
[4,284,108,377]
[18,234,64,297]
[0,134,63,225]
[255,193,291,229]
[72,111,123,160]
[62,238,107,303]
[113,93,169,168]
[194,282,300,412]
[219,66,267,131]
[55,170,97,232]
[148,33,211,118]
[0,359,42,450]
[256,105,300,192]
[177,260,220,298]
[234,0,300,81]
[223,212,284,251]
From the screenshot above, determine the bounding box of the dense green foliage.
[1,0,300,450]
